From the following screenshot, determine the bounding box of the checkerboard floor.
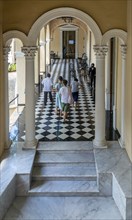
[10,59,118,142]
[20,59,95,141]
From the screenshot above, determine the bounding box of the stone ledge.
[94,141,132,220]
[0,142,36,219]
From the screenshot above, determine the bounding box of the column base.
[93,139,107,148]
[118,137,125,148]
[23,138,38,149]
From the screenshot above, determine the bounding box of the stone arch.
[28,7,102,45]
[102,29,127,45]
[3,30,28,46]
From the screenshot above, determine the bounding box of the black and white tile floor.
[10,59,118,142]
[21,59,95,141]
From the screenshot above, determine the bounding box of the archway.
[28,7,102,46]
[3,7,127,148]
[102,29,127,147]
[2,32,27,148]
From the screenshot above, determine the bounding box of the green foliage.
[8,63,16,72]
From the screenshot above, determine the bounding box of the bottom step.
[3,196,123,220]
[29,180,99,196]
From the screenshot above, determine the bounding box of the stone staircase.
[29,142,99,196]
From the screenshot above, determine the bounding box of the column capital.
[93,45,108,58]
[3,46,10,61]
[120,45,127,59]
[22,46,38,59]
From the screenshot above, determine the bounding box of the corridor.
[10,59,118,142]
[1,2,132,220]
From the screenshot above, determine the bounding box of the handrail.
[9,94,19,105]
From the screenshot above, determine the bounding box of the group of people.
[78,59,96,89]
[41,73,80,122]
[41,62,96,122]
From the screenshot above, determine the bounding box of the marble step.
[37,141,93,151]
[32,163,97,181]
[35,150,95,164]
[34,161,96,167]
[29,180,99,196]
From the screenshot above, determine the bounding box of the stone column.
[60,30,63,59]
[75,29,78,59]
[93,45,108,148]
[105,41,111,110]
[3,46,12,148]
[22,46,38,148]
[35,50,39,84]
[15,51,25,105]
[119,45,127,148]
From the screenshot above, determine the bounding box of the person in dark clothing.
[89,63,96,88]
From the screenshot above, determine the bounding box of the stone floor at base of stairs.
[3,196,123,220]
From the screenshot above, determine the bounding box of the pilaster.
[3,46,12,148]
[0,23,4,156]
[105,41,111,110]
[119,45,127,148]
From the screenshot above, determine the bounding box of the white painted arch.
[28,7,102,45]
[3,30,28,46]
[102,29,127,45]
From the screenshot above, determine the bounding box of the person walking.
[59,79,71,122]
[55,76,63,115]
[41,73,53,106]
[71,77,80,110]
[89,63,96,88]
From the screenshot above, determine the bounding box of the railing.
[9,94,23,141]
[9,94,19,105]
[9,94,19,114]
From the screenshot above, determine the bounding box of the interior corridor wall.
[51,26,85,59]
[125,0,132,161]
[3,1,127,35]
[116,40,122,135]
[50,28,60,57]
[35,50,39,84]
[90,32,96,65]
[78,28,85,57]
[15,39,25,105]
[46,24,50,65]
[0,1,5,156]
[40,27,46,73]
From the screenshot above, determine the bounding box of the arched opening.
[3,8,105,144]
[4,8,126,144]
[3,37,26,141]
[23,9,100,142]
[102,29,127,144]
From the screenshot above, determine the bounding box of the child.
[59,79,71,122]
[55,76,63,115]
